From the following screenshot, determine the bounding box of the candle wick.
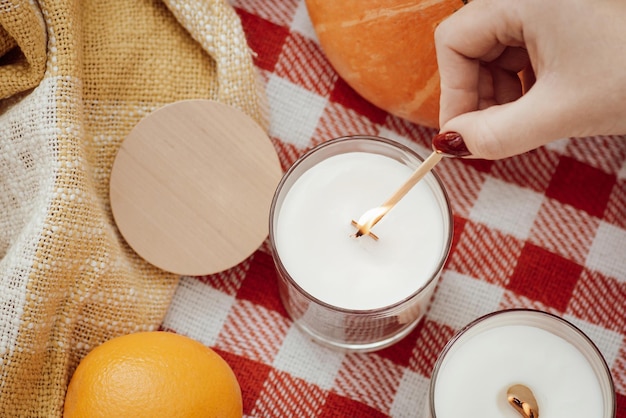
[507,384,539,418]
[350,220,379,241]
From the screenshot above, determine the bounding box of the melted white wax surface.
[275,152,446,310]
[434,325,604,418]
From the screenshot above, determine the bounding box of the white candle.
[431,311,614,418]
[274,151,447,310]
[270,136,452,351]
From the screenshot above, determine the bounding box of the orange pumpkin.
[305,0,466,128]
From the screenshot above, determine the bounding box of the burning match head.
[354,206,389,237]
[350,220,379,240]
[355,225,369,237]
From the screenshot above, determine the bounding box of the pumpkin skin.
[305,0,465,128]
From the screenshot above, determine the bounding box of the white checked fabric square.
[470,177,545,240]
[267,74,328,147]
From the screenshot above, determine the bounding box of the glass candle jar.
[429,309,615,418]
[269,135,453,352]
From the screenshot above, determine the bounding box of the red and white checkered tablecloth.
[162,1,626,416]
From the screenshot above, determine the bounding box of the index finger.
[434,0,526,125]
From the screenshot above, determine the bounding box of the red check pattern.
[162,1,626,416]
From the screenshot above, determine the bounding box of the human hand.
[434,0,626,159]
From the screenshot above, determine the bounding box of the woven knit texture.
[161,1,626,417]
[0,0,264,416]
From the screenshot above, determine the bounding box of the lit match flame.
[354,206,390,237]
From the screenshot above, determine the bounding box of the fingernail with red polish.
[432,131,471,157]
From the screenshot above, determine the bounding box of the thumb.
[440,88,571,160]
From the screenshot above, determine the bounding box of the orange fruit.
[63,331,243,418]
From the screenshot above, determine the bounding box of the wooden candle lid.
[109,100,283,276]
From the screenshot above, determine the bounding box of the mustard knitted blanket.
[0,0,265,415]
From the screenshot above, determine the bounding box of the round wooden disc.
[109,100,283,276]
